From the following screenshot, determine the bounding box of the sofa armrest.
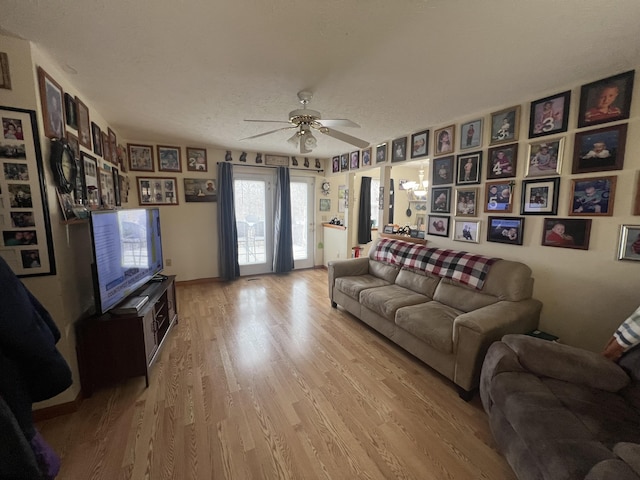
[327,257,370,299]
[501,334,630,392]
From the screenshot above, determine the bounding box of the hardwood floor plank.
[36,269,515,479]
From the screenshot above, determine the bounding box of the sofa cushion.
[395,301,462,353]
[433,280,497,313]
[335,275,390,300]
[585,459,640,480]
[368,260,401,283]
[395,268,440,296]
[620,345,640,383]
[479,259,534,301]
[614,443,640,476]
[360,285,430,321]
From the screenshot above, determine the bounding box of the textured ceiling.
[2,0,640,158]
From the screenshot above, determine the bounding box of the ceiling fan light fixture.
[287,131,300,146]
[304,131,317,149]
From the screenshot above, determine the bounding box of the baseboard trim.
[33,391,83,422]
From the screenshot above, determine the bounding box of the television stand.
[75,275,178,396]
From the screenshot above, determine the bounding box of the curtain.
[217,162,240,280]
[272,167,294,273]
[358,176,372,244]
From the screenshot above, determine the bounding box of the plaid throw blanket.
[372,238,499,290]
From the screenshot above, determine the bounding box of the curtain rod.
[216,161,324,173]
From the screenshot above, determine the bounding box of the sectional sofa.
[328,236,542,398]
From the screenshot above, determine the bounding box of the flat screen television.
[89,208,164,315]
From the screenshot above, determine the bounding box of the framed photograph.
[434,125,455,156]
[107,128,117,165]
[319,198,331,211]
[427,215,450,237]
[128,143,154,172]
[490,105,520,145]
[635,173,640,216]
[572,124,627,174]
[137,176,179,205]
[157,145,182,172]
[376,143,387,164]
[383,225,394,234]
[410,130,429,159]
[521,177,560,215]
[455,187,479,217]
[529,90,571,138]
[526,138,564,177]
[81,152,100,208]
[618,225,640,261]
[542,218,591,250]
[569,175,617,216]
[64,93,77,130]
[484,180,514,213]
[350,150,360,169]
[36,67,65,139]
[183,178,217,202]
[460,119,482,150]
[76,96,91,149]
[264,154,288,167]
[340,153,349,171]
[456,151,482,185]
[91,122,102,156]
[331,155,340,173]
[487,144,518,179]
[0,52,11,89]
[432,156,454,186]
[66,132,80,160]
[431,186,452,213]
[391,137,407,162]
[98,168,115,208]
[101,131,110,164]
[186,147,208,171]
[487,216,525,245]
[453,220,481,243]
[112,167,121,207]
[116,143,128,172]
[362,147,372,167]
[578,70,635,128]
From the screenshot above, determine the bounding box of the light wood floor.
[37,269,515,480]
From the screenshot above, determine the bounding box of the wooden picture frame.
[490,105,520,145]
[434,125,455,156]
[526,138,564,177]
[340,153,349,171]
[542,218,591,250]
[431,155,454,186]
[184,178,217,202]
[64,93,77,130]
[521,177,560,215]
[128,143,154,172]
[578,70,635,128]
[0,52,11,89]
[157,145,182,172]
[618,224,640,261]
[362,147,372,167]
[455,187,479,217]
[186,147,208,171]
[107,128,118,165]
[427,215,450,237]
[76,96,91,149]
[376,143,387,164]
[456,151,482,185]
[81,152,100,208]
[572,124,627,174]
[484,180,514,213]
[331,156,340,173]
[264,154,288,167]
[487,144,518,179]
[460,119,482,150]
[391,137,407,162]
[487,216,525,245]
[529,90,571,138]
[569,175,617,216]
[37,67,65,139]
[91,122,102,156]
[453,220,481,243]
[101,131,109,163]
[410,130,429,159]
[350,150,360,169]
[137,176,179,205]
[431,186,451,213]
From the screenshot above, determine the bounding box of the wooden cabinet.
[75,276,178,396]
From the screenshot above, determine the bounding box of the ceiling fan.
[242,91,369,154]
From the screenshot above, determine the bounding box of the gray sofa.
[328,237,542,398]
[480,334,640,480]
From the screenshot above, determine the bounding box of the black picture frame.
[410,130,429,159]
[64,93,78,130]
[91,122,102,156]
[456,151,482,185]
[431,155,454,185]
[529,90,571,138]
[431,186,451,213]
[331,155,340,173]
[350,150,360,169]
[391,137,407,162]
[572,124,627,174]
[487,144,518,179]
[521,177,560,215]
[578,70,635,128]
[376,143,387,164]
[340,153,349,171]
[427,215,450,237]
[487,216,525,245]
[542,218,592,250]
[490,105,520,145]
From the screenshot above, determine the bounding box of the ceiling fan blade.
[240,126,296,141]
[244,119,291,124]
[320,128,369,149]
[318,119,361,128]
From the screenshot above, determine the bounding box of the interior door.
[290,176,315,270]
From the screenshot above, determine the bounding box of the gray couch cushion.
[395,268,439,297]
[395,301,462,353]
[368,260,401,283]
[586,459,640,480]
[433,280,497,313]
[614,443,640,476]
[360,285,429,321]
[335,275,390,300]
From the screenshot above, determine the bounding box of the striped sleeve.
[613,306,640,349]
